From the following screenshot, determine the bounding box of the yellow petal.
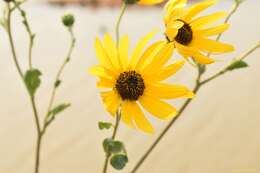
[175,42,198,57]
[95,38,114,70]
[139,95,177,120]
[164,7,186,24]
[165,20,184,41]
[146,83,194,99]
[183,0,217,22]
[194,38,234,53]
[103,34,120,71]
[164,0,187,12]
[143,43,174,75]
[194,24,229,37]
[97,77,115,88]
[121,101,135,128]
[192,52,215,64]
[139,0,164,5]
[89,65,117,79]
[190,12,227,29]
[135,41,165,72]
[130,29,158,69]
[125,101,154,133]
[118,35,129,71]
[101,90,120,116]
[146,60,185,81]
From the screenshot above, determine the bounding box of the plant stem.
[115,2,127,45]
[102,110,121,173]
[130,71,203,173]
[201,42,260,85]
[42,27,75,133]
[130,1,245,172]
[15,1,35,69]
[6,4,42,173]
[130,41,260,172]
[6,4,23,79]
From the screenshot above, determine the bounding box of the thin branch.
[201,42,260,85]
[102,110,122,173]
[42,27,76,134]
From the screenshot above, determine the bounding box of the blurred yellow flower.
[90,31,194,133]
[138,0,165,5]
[164,0,234,64]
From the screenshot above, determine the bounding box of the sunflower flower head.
[164,0,235,64]
[90,31,194,133]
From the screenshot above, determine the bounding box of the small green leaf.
[110,154,128,170]
[98,121,113,130]
[110,141,125,154]
[54,80,61,88]
[48,103,71,118]
[102,138,125,154]
[103,138,114,154]
[24,69,42,96]
[227,60,248,71]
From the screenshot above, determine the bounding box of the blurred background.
[0,0,260,173]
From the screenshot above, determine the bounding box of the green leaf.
[98,121,113,130]
[103,138,114,154]
[102,138,125,154]
[54,80,61,88]
[110,141,125,154]
[24,69,42,96]
[47,103,71,119]
[227,60,248,71]
[110,154,128,170]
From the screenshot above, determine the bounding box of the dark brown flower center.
[115,71,145,101]
[175,23,193,45]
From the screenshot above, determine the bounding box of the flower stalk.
[130,1,257,172]
[3,2,76,173]
[102,110,122,173]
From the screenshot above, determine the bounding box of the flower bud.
[62,13,75,27]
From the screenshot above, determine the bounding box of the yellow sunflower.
[138,0,164,5]
[164,0,234,64]
[90,31,194,133]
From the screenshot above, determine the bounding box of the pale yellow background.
[0,0,260,173]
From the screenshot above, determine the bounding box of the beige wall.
[0,0,259,173]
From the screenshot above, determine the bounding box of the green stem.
[130,71,203,173]
[43,27,76,134]
[30,96,42,173]
[115,2,127,45]
[102,110,121,173]
[130,1,244,172]
[13,1,35,69]
[6,4,23,79]
[201,42,260,85]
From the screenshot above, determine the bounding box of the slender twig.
[101,3,127,172]
[201,42,260,85]
[5,3,42,173]
[6,3,23,79]
[130,42,260,172]
[130,68,203,173]
[42,27,76,134]
[115,2,127,45]
[102,110,122,173]
[14,1,35,69]
[130,1,244,172]
[206,0,241,58]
